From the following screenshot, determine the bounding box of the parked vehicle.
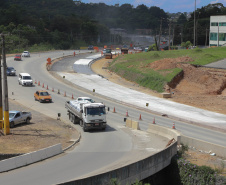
[65,100,108,132]
[21,51,30,57]
[76,97,95,103]
[6,67,16,76]
[8,110,32,128]
[18,73,33,86]
[34,90,52,103]
[14,54,22,61]
[88,45,94,50]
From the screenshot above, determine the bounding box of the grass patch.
[109,47,226,92]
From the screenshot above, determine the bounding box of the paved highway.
[0,51,167,185]
[56,53,226,146]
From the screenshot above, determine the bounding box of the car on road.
[21,51,30,57]
[7,67,16,76]
[88,45,94,50]
[18,73,33,86]
[8,110,32,128]
[34,90,52,103]
[76,97,95,103]
[14,54,22,61]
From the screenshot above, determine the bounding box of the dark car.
[88,45,94,50]
[7,67,16,76]
[14,54,22,61]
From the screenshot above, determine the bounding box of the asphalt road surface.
[0,51,167,185]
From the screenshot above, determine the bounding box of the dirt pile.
[147,56,194,70]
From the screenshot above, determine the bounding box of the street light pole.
[194,0,196,47]
[1,34,10,135]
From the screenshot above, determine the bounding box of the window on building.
[219,22,226,26]
[210,33,218,41]
[211,22,218,26]
[219,33,226,41]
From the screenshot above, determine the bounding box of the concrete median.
[125,119,140,130]
[147,124,181,145]
[0,143,62,172]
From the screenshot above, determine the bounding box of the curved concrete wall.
[59,138,177,185]
[0,144,62,172]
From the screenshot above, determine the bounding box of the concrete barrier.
[125,119,140,130]
[0,143,62,172]
[160,93,172,98]
[181,135,226,158]
[147,124,181,145]
[58,142,177,185]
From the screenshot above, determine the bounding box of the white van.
[18,73,33,86]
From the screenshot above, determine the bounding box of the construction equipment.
[105,48,112,59]
[121,45,129,54]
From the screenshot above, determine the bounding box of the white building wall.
[210,15,226,46]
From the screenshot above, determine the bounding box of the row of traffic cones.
[35,79,75,99]
[113,107,176,129]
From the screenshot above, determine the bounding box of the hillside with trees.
[0,0,226,52]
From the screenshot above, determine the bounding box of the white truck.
[8,110,32,128]
[65,100,108,132]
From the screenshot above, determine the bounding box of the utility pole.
[205,28,209,47]
[1,34,10,135]
[194,0,196,46]
[0,54,2,129]
[172,24,175,47]
[218,23,219,47]
[158,18,162,51]
[168,21,171,50]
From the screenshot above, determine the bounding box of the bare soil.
[92,55,226,115]
[0,99,79,154]
[91,54,226,175]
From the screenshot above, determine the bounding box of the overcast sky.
[81,0,226,13]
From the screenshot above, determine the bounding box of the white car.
[18,73,33,86]
[76,97,95,103]
[21,51,30,57]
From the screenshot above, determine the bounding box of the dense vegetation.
[1,0,226,52]
[109,47,226,92]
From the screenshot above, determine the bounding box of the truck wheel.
[10,122,15,128]
[26,118,30,124]
[73,117,79,124]
[79,120,83,127]
[69,112,71,121]
[71,114,74,123]
[83,125,87,132]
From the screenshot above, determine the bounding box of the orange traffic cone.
[126,110,129,117]
[113,107,116,113]
[38,81,40,86]
[172,123,176,129]
[72,93,74,99]
[64,91,66,97]
[139,114,142,120]
[153,117,156,124]
[46,85,49,90]
[42,83,44,88]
